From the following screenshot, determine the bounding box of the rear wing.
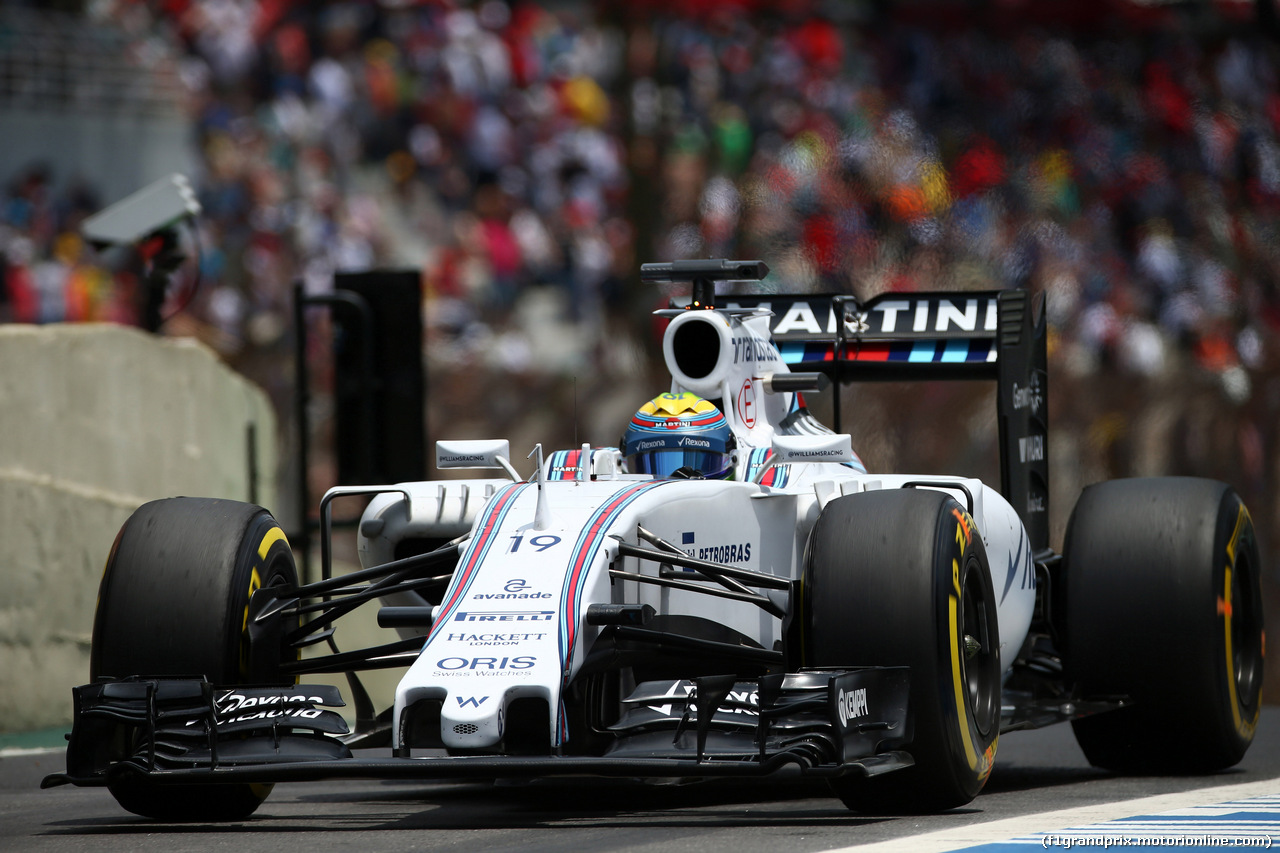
[720,290,1049,554]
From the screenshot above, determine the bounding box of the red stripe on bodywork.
[426,484,523,639]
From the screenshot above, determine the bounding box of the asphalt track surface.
[6,708,1280,853]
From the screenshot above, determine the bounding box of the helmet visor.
[629,449,732,479]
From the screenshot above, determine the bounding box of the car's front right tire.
[92,497,298,820]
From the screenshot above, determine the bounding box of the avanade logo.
[471,578,552,600]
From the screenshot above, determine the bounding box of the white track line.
[0,747,61,758]
[825,776,1280,852]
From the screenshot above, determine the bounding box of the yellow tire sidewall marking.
[257,525,287,561]
[247,524,287,797]
[1223,504,1258,740]
[243,524,285,636]
[948,511,995,783]
[948,567,978,772]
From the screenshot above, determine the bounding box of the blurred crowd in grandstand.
[2,1,1279,555]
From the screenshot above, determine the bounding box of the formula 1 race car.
[43,259,1264,820]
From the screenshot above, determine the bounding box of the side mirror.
[436,440,520,481]
[753,434,854,483]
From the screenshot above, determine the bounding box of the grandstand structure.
[0,5,194,204]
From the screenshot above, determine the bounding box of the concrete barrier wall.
[0,324,277,733]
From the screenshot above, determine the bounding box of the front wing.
[43,668,912,788]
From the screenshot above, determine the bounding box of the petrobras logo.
[679,532,752,565]
[837,687,869,727]
[454,610,554,623]
[695,542,751,563]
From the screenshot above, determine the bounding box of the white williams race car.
[44,259,1264,820]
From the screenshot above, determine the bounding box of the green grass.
[0,727,68,752]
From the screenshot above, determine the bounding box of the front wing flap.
[51,677,351,785]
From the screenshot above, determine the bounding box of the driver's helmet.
[623,392,734,479]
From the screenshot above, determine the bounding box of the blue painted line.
[941,339,968,363]
[909,341,938,362]
[956,794,1280,852]
[778,342,805,363]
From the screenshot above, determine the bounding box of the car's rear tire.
[801,489,1000,813]
[1061,477,1263,773]
[91,497,298,820]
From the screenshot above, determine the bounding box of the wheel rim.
[961,557,999,738]
[1231,551,1263,712]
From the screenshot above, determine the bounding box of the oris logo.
[435,656,536,671]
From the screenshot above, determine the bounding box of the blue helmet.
[623,392,733,479]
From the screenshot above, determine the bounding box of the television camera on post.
[80,173,202,333]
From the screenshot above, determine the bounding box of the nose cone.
[441,692,504,748]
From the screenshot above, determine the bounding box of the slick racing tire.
[802,489,1000,813]
[91,497,298,821]
[1061,478,1263,773]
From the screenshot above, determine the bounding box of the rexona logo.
[454,610,554,622]
[837,687,869,727]
[648,681,759,717]
[213,692,326,723]
[678,437,711,449]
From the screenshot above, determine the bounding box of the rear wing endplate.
[720,290,1048,552]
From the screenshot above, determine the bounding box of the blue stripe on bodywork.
[424,483,527,644]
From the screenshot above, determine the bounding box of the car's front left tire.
[801,488,1000,813]
[1061,477,1263,773]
